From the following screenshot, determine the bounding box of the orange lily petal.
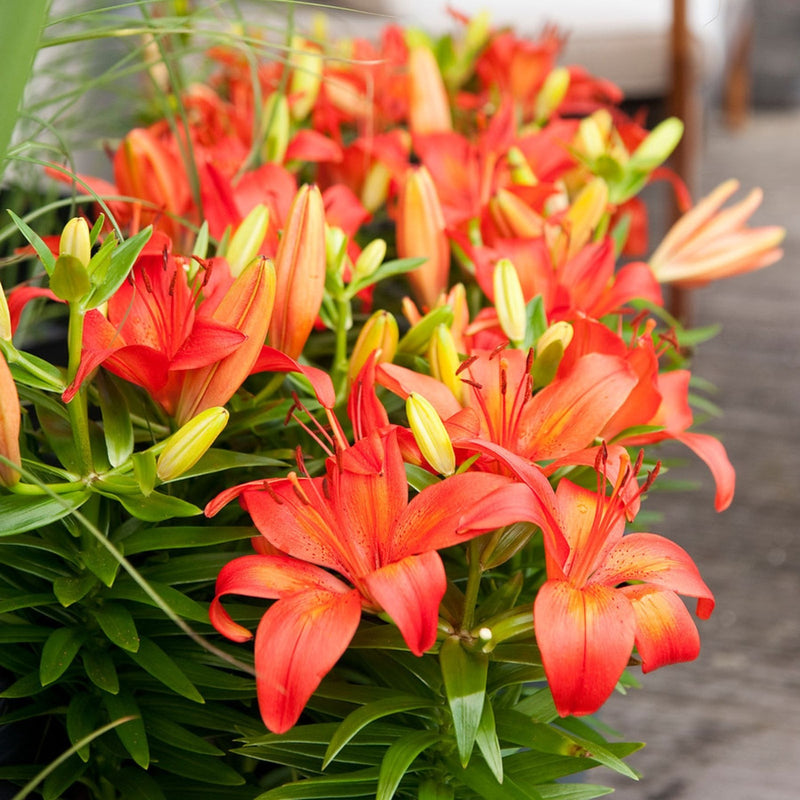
[534,580,636,716]
[621,584,701,673]
[676,431,736,512]
[364,550,446,656]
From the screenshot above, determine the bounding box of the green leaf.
[0,591,54,614]
[0,492,90,536]
[67,693,100,762]
[111,768,168,800]
[178,448,287,479]
[376,729,441,800]
[105,578,209,623]
[0,0,48,179]
[6,346,66,391]
[537,785,614,800]
[475,699,503,784]
[0,672,46,698]
[397,305,454,355]
[324,695,435,768]
[141,552,237,584]
[149,745,245,785]
[404,463,441,492]
[440,636,488,766]
[97,372,134,467]
[42,754,88,800]
[127,637,204,703]
[522,295,548,351]
[123,525,254,555]
[131,450,158,497]
[91,601,140,652]
[253,768,379,799]
[103,692,149,768]
[146,714,224,756]
[6,208,55,274]
[87,225,153,309]
[451,755,542,800]
[81,648,120,694]
[40,626,85,685]
[82,530,121,588]
[347,256,424,298]
[53,574,96,607]
[114,490,201,522]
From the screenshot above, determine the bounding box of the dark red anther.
[456,354,478,375]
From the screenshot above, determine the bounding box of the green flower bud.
[493,258,526,345]
[406,392,455,476]
[156,406,229,481]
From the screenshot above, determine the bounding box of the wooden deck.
[599,108,800,798]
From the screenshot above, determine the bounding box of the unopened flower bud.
[506,147,537,186]
[348,310,398,384]
[406,392,455,476]
[0,282,11,342]
[533,321,573,387]
[156,406,229,481]
[353,238,386,280]
[325,225,348,275]
[225,205,269,277]
[559,177,609,261]
[288,36,323,121]
[261,92,291,164]
[493,259,527,345]
[59,218,91,268]
[428,324,462,403]
[629,117,684,171]
[360,160,392,213]
[0,353,21,486]
[489,188,543,238]
[534,66,570,124]
[407,46,452,135]
[576,110,611,160]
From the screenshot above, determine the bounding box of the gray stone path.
[599,109,800,799]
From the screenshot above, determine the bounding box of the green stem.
[460,538,484,632]
[331,296,351,400]
[8,480,84,495]
[65,304,93,476]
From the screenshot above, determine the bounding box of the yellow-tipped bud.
[156,406,229,482]
[59,217,91,268]
[561,177,609,260]
[406,392,455,476]
[493,258,527,345]
[348,310,398,384]
[360,160,392,213]
[353,238,387,280]
[533,321,573,387]
[428,324,463,404]
[325,225,349,275]
[288,36,323,121]
[629,117,684,171]
[507,147,538,186]
[534,67,570,124]
[261,92,291,164]
[0,282,11,342]
[576,114,607,161]
[489,188,544,238]
[225,204,269,277]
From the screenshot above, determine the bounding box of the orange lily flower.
[206,425,515,733]
[533,459,714,716]
[649,179,785,287]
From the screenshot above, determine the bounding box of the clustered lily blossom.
[1,8,784,786]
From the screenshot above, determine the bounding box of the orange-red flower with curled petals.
[532,457,715,717]
[206,427,518,733]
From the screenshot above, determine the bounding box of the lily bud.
[428,324,462,403]
[493,258,527,345]
[261,92,291,164]
[533,321,573,387]
[0,282,11,342]
[60,218,91,268]
[396,166,450,308]
[269,184,326,358]
[407,46,452,135]
[353,238,386,281]
[534,67,570,124]
[406,392,455,476]
[225,205,269,277]
[489,188,544,238]
[177,257,276,424]
[557,177,609,262]
[507,146,537,186]
[628,117,684,171]
[360,160,392,214]
[0,353,21,486]
[156,406,229,481]
[348,310,398,385]
[288,36,323,121]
